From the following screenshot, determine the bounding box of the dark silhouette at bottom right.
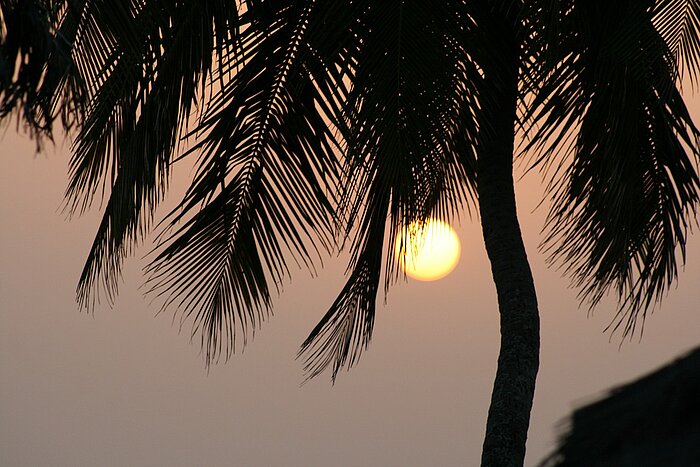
[540,346,700,467]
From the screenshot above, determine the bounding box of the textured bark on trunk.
[478,10,540,467]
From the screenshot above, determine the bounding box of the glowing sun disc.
[394,218,461,281]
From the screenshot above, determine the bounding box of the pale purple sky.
[2,94,700,466]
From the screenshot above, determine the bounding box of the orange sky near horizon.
[2,95,700,466]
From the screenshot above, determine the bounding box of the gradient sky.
[2,93,700,467]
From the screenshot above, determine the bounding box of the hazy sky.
[2,95,700,466]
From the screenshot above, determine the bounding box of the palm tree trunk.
[478,10,540,467]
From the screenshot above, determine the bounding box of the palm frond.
[653,0,700,86]
[144,1,340,365]
[0,0,84,141]
[298,0,483,380]
[527,0,700,337]
[298,195,386,382]
[69,0,239,310]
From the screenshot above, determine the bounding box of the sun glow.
[394,218,461,281]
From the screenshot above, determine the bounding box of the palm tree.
[2,1,700,465]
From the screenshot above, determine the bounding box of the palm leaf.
[0,0,84,140]
[299,0,483,380]
[653,0,700,85]
[145,1,340,365]
[527,0,700,336]
[69,0,239,309]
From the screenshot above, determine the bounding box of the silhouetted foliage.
[3,1,700,465]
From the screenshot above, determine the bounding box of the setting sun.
[394,218,461,281]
